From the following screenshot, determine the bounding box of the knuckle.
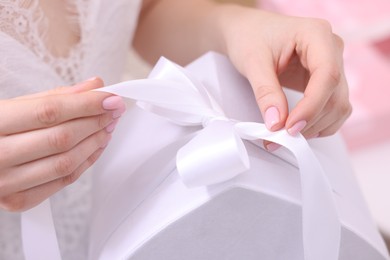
[326,67,342,87]
[54,155,75,178]
[0,194,26,212]
[310,18,333,32]
[254,85,276,103]
[49,128,74,151]
[329,95,352,117]
[333,34,345,51]
[36,99,61,126]
[340,102,353,117]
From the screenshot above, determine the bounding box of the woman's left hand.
[135,1,352,145]
[215,6,352,140]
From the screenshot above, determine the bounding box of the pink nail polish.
[105,119,119,133]
[112,105,126,118]
[266,143,281,152]
[264,106,280,130]
[102,96,124,110]
[288,120,307,136]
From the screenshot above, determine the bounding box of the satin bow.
[98,57,341,260]
[22,55,341,260]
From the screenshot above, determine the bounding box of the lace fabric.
[0,0,142,259]
[0,0,88,84]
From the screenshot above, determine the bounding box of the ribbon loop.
[22,55,340,260]
[201,115,230,128]
[177,120,249,187]
[98,57,341,260]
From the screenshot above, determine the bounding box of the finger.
[0,148,106,212]
[286,25,344,132]
[0,128,111,196]
[300,75,351,138]
[0,111,119,167]
[263,140,281,152]
[13,77,104,100]
[243,51,288,131]
[300,111,330,139]
[316,115,350,137]
[302,105,351,139]
[0,88,123,135]
[286,66,338,132]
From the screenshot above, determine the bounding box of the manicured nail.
[264,106,280,130]
[112,105,126,118]
[102,96,124,110]
[288,120,307,136]
[266,142,281,152]
[105,119,119,133]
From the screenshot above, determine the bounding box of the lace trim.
[0,0,90,84]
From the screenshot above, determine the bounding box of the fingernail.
[266,142,281,152]
[100,134,112,148]
[112,104,126,119]
[287,120,307,136]
[105,119,119,133]
[264,106,280,130]
[102,96,124,110]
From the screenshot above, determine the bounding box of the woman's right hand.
[0,78,126,212]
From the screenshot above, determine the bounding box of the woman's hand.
[0,78,125,212]
[135,1,352,149]
[134,0,351,143]
[215,7,352,142]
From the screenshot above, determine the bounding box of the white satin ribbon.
[21,199,61,260]
[21,56,340,260]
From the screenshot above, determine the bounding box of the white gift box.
[22,53,389,260]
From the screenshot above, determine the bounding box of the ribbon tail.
[177,120,250,187]
[235,122,341,260]
[21,199,62,260]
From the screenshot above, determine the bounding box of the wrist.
[209,4,254,56]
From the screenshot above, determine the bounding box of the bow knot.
[96,55,340,260]
[201,115,230,128]
[22,54,341,260]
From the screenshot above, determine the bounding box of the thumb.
[70,77,105,93]
[244,57,288,131]
[14,77,105,100]
[54,77,105,95]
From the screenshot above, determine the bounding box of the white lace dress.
[0,1,142,259]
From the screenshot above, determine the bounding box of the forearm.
[133,0,232,65]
